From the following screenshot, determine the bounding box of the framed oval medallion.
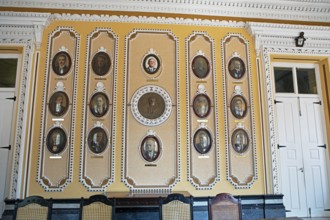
[228,57,245,79]
[143,54,160,74]
[141,136,161,162]
[87,127,108,154]
[131,86,172,126]
[52,51,72,76]
[49,91,69,117]
[46,127,67,154]
[193,94,211,118]
[192,55,210,79]
[231,128,249,154]
[89,92,109,117]
[92,52,111,76]
[193,128,212,154]
[230,95,247,119]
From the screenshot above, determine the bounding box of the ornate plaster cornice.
[247,22,330,55]
[1,0,330,23]
[0,12,52,49]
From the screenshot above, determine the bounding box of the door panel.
[299,98,330,217]
[275,97,308,217]
[0,92,15,217]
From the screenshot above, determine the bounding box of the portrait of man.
[49,92,69,116]
[232,129,249,154]
[192,55,210,78]
[143,55,160,74]
[193,129,212,154]
[230,95,247,119]
[228,57,245,79]
[92,52,111,76]
[52,52,71,75]
[90,93,109,117]
[141,136,160,162]
[88,128,108,154]
[138,92,165,120]
[193,94,210,118]
[46,128,67,154]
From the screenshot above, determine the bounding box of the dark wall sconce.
[295,32,306,47]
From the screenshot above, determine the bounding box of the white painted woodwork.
[0,92,15,218]
[276,96,330,217]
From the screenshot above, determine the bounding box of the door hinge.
[0,145,11,150]
[317,144,326,149]
[324,209,330,211]
[285,210,291,212]
[313,101,322,105]
[6,96,16,101]
[277,144,287,149]
[274,100,282,104]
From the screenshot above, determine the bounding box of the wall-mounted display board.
[186,32,220,189]
[222,34,257,188]
[38,27,80,191]
[80,29,118,191]
[122,30,180,192]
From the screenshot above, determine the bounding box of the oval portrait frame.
[140,135,161,163]
[52,51,72,76]
[91,51,111,76]
[48,91,69,117]
[231,128,249,154]
[46,127,67,155]
[89,92,110,117]
[87,127,108,154]
[143,54,161,75]
[192,55,210,79]
[131,86,172,126]
[228,57,245,79]
[230,95,247,119]
[193,128,212,154]
[193,94,211,118]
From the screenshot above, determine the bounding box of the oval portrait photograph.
[92,52,111,76]
[231,129,249,154]
[46,127,67,154]
[193,128,212,154]
[138,92,165,120]
[230,95,247,119]
[52,51,72,76]
[193,94,211,118]
[192,55,210,79]
[89,92,109,117]
[143,54,160,74]
[141,136,161,162]
[49,91,69,117]
[87,127,108,154]
[228,57,245,79]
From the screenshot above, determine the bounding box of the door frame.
[258,45,330,195]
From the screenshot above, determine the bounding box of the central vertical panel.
[123,30,179,192]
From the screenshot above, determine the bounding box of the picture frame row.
[51,51,246,79]
[46,127,249,156]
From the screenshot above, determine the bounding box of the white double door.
[276,96,330,217]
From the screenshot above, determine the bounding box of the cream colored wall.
[27,19,264,198]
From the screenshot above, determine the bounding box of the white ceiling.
[0,0,330,23]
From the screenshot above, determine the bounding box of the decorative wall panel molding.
[0,12,50,198]
[122,30,180,192]
[186,32,220,189]
[80,28,118,191]
[248,22,330,194]
[38,27,80,191]
[222,34,257,189]
[1,0,330,23]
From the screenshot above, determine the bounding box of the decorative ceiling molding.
[247,22,330,55]
[0,12,52,49]
[1,0,330,23]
